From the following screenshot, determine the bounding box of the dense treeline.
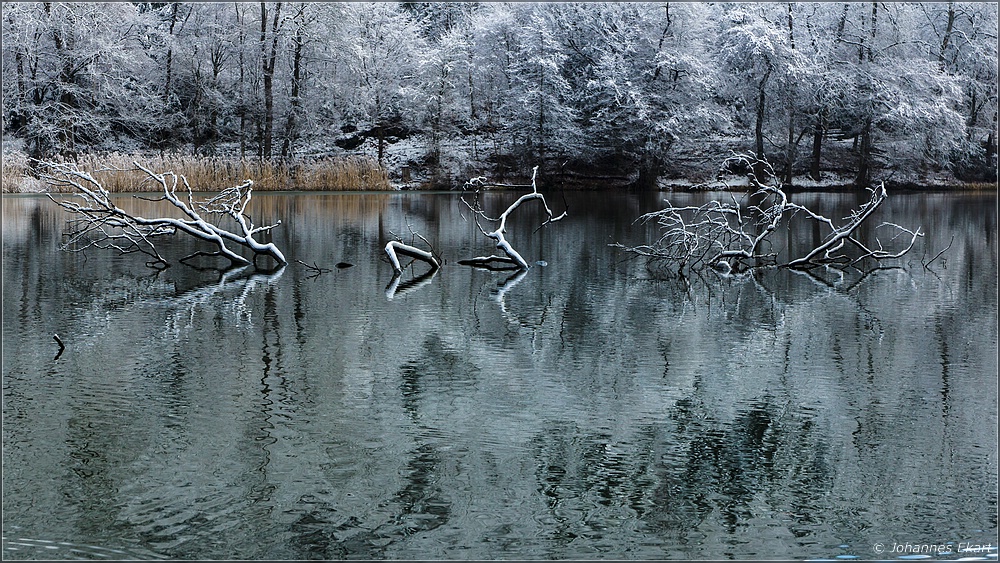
[2,2,997,188]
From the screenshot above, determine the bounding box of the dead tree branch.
[613,153,922,277]
[295,259,333,280]
[43,160,287,270]
[385,240,440,274]
[382,223,441,297]
[384,220,441,276]
[460,166,566,270]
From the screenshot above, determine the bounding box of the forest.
[2,2,997,190]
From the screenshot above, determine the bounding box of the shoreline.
[3,143,996,194]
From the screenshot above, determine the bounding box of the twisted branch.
[614,153,922,276]
[460,166,566,270]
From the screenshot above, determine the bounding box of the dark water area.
[3,189,997,560]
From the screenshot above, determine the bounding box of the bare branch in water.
[613,153,923,279]
[460,166,566,270]
[42,160,287,270]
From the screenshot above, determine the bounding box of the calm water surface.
[3,189,997,560]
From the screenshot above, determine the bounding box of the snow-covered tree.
[336,2,426,163]
[2,2,162,158]
[507,5,583,169]
[830,2,967,185]
[917,2,998,179]
[716,4,799,169]
[2,2,995,184]
[553,2,722,181]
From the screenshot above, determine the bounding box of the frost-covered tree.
[336,2,426,163]
[461,3,521,173]
[553,2,722,182]
[917,2,998,179]
[2,2,162,158]
[716,4,799,171]
[830,2,967,185]
[458,4,583,175]
[160,3,242,155]
[507,5,583,170]
[2,2,995,184]
[278,2,323,158]
[404,2,486,179]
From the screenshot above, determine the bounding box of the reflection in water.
[385,268,438,300]
[2,191,996,560]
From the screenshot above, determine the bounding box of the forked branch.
[460,166,566,270]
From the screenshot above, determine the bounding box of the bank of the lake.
[5,131,997,194]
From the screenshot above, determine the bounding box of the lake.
[2,189,997,560]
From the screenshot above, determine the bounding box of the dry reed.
[2,151,394,193]
[294,156,391,191]
[2,149,45,193]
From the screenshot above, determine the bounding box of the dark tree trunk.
[377,126,385,164]
[783,3,796,186]
[784,110,795,186]
[810,125,823,181]
[235,5,248,160]
[855,118,872,187]
[754,60,773,179]
[46,2,77,157]
[939,2,955,68]
[281,5,305,159]
[260,2,282,160]
[164,3,180,102]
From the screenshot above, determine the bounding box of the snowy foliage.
[2,2,996,185]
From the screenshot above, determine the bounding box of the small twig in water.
[295,259,333,278]
[53,333,66,360]
[923,235,954,269]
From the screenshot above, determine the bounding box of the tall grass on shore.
[2,149,44,193]
[1,152,393,193]
[294,156,392,191]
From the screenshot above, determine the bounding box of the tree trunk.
[164,3,180,102]
[938,2,955,69]
[46,2,77,157]
[836,3,848,41]
[236,4,248,160]
[377,126,385,165]
[754,60,773,178]
[810,123,823,181]
[260,2,282,160]
[784,109,795,186]
[856,117,872,187]
[783,4,796,186]
[868,2,878,63]
[986,109,998,162]
[281,5,305,159]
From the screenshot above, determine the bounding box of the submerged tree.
[459,166,567,271]
[43,160,286,269]
[614,153,922,278]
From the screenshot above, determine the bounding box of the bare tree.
[459,166,566,270]
[43,160,286,269]
[614,153,922,277]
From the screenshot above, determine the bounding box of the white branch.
[384,240,440,274]
[460,166,566,270]
[44,160,287,269]
[615,154,922,277]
